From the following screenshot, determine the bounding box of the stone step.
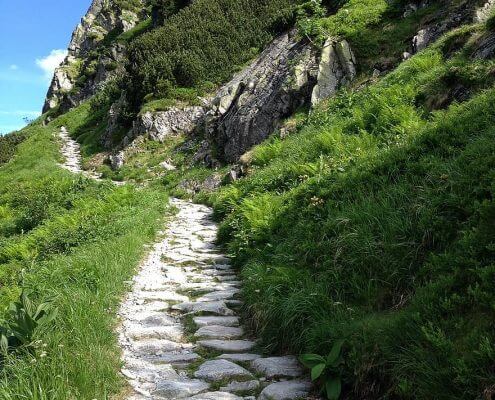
[172,301,234,316]
[197,339,256,353]
[194,325,244,340]
[194,359,253,382]
[193,316,240,328]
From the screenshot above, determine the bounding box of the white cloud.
[36,49,67,79]
[9,64,18,70]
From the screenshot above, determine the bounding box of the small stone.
[219,380,260,394]
[186,392,242,400]
[152,379,210,399]
[194,359,253,382]
[197,339,256,353]
[194,325,244,339]
[251,356,304,379]
[217,353,262,362]
[194,316,240,327]
[172,301,234,316]
[258,380,312,400]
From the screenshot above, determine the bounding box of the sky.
[0,0,91,134]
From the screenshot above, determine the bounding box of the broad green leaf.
[327,339,345,366]
[325,377,342,400]
[299,353,326,369]
[311,363,326,381]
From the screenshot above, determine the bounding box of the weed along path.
[118,199,314,400]
[56,129,313,399]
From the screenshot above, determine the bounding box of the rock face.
[129,107,205,143]
[207,30,320,162]
[311,39,356,106]
[475,0,495,23]
[412,1,482,54]
[42,0,143,113]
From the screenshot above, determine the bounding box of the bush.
[127,0,301,108]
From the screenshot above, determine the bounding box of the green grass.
[205,23,495,400]
[0,115,169,398]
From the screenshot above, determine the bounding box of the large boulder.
[311,39,356,106]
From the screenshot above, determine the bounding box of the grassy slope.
[0,116,169,399]
[203,6,495,400]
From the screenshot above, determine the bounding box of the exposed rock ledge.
[107,31,356,168]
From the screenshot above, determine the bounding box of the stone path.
[118,199,314,400]
[56,125,314,399]
[58,126,102,180]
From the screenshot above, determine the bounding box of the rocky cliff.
[43,0,144,113]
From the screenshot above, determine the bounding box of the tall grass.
[207,24,495,400]
[0,116,169,398]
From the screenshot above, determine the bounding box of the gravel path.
[118,199,313,400]
[58,126,102,180]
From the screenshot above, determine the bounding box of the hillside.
[1,0,494,399]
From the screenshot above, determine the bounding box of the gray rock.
[258,380,312,400]
[194,359,253,382]
[194,316,240,327]
[311,39,356,107]
[217,353,262,362]
[475,0,495,23]
[186,392,243,400]
[172,301,234,316]
[152,379,210,399]
[208,30,319,162]
[194,325,244,339]
[110,151,125,170]
[197,339,256,353]
[131,108,205,143]
[251,356,304,379]
[219,380,260,394]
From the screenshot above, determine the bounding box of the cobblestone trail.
[118,199,313,400]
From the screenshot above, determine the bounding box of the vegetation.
[206,21,495,400]
[126,0,301,108]
[0,114,169,398]
[0,131,27,166]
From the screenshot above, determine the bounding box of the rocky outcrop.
[475,0,495,23]
[130,108,206,144]
[43,0,143,113]
[412,1,485,54]
[206,30,320,163]
[311,39,356,106]
[204,31,356,162]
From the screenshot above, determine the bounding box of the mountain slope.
[1,0,495,399]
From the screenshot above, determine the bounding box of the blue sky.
[0,0,90,134]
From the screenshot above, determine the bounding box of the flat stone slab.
[144,351,200,366]
[186,392,242,400]
[194,325,244,339]
[217,353,262,362]
[194,316,240,327]
[258,380,312,400]
[197,290,239,302]
[219,380,260,394]
[251,356,304,379]
[172,301,234,316]
[152,379,210,399]
[197,339,256,353]
[194,359,253,382]
[131,339,183,355]
[126,325,183,341]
